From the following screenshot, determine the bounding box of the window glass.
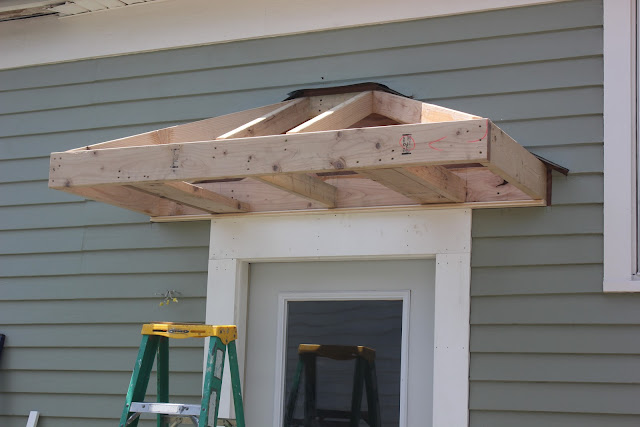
[284,300,403,427]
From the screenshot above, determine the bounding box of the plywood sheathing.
[49,86,555,221]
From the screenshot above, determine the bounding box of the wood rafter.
[133,181,248,213]
[49,85,554,220]
[360,166,466,203]
[288,91,374,133]
[59,185,208,217]
[216,97,337,207]
[253,174,337,208]
[70,101,293,151]
[217,98,310,139]
[373,91,481,124]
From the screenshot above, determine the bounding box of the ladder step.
[130,402,200,416]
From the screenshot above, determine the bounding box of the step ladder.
[119,323,245,427]
[284,344,381,427]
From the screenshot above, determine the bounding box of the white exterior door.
[244,259,436,427]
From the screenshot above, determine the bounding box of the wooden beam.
[69,101,293,151]
[253,174,337,207]
[288,91,374,133]
[133,181,248,213]
[217,98,310,139]
[373,91,481,124]
[200,176,417,211]
[453,167,530,202]
[421,102,481,123]
[214,98,339,207]
[373,91,422,123]
[485,121,547,200]
[347,114,400,128]
[398,166,467,202]
[58,184,207,216]
[308,93,368,116]
[199,167,531,212]
[357,168,449,203]
[49,120,490,188]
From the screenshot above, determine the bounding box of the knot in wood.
[331,158,346,170]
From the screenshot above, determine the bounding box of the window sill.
[604,277,640,293]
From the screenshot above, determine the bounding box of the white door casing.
[206,208,472,427]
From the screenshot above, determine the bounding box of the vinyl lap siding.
[0,60,212,427]
[0,0,627,425]
[465,1,640,425]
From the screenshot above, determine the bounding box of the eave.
[48,84,560,222]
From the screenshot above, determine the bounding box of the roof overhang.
[0,0,163,21]
[49,84,563,222]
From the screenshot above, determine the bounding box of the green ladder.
[119,323,245,427]
[284,344,381,427]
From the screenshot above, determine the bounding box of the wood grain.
[486,121,547,200]
[133,181,249,213]
[49,120,490,188]
[288,92,374,133]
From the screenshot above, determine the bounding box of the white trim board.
[206,208,472,427]
[0,0,565,70]
[603,0,640,292]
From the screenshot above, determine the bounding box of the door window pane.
[284,300,403,427]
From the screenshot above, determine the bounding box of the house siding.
[0,0,627,425]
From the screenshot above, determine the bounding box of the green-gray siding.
[1,0,632,425]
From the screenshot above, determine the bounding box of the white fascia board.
[0,0,565,70]
[603,0,640,292]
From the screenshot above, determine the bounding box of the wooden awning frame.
[49,84,561,222]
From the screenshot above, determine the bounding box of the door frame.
[206,208,472,427]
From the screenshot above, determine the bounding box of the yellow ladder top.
[140,323,237,344]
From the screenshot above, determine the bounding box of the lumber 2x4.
[288,91,374,133]
[263,91,376,206]
[70,101,295,150]
[485,122,547,200]
[58,184,208,217]
[49,120,491,188]
[133,181,249,213]
[359,166,466,203]
[217,98,310,139]
[219,96,341,207]
[253,173,337,207]
[373,91,481,124]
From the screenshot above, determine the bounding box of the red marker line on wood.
[428,136,446,151]
[467,119,489,143]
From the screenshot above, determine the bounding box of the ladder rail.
[119,324,245,427]
[119,334,160,427]
[228,340,246,427]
